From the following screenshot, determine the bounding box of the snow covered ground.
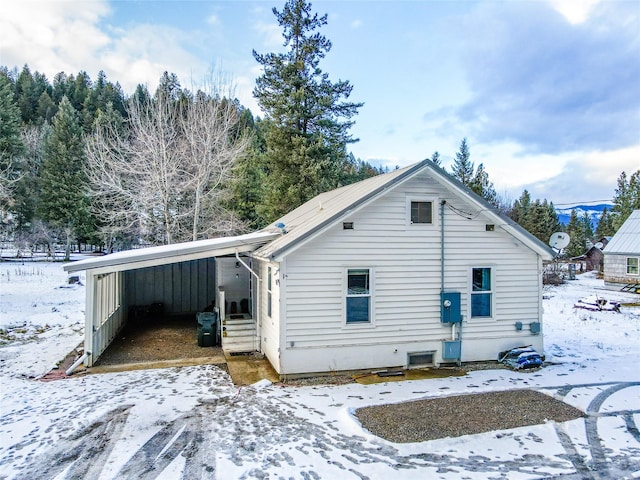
[0,262,639,479]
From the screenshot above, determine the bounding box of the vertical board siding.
[89,271,125,366]
[124,258,216,314]
[282,172,542,354]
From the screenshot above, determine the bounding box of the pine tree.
[0,73,24,211]
[253,0,362,221]
[451,138,474,186]
[430,151,441,166]
[37,96,90,260]
[565,209,585,258]
[595,207,615,238]
[580,212,594,245]
[611,170,640,231]
[470,163,498,206]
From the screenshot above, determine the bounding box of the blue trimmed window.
[471,267,492,318]
[346,269,371,323]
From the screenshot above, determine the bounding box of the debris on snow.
[574,295,621,312]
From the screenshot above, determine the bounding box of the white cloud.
[102,24,204,92]
[549,0,601,24]
[0,0,211,94]
[0,0,111,77]
[351,19,363,29]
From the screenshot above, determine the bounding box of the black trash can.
[196,312,219,347]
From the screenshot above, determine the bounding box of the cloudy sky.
[1,0,638,205]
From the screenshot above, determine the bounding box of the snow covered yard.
[0,264,639,479]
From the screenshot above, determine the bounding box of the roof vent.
[343,222,354,230]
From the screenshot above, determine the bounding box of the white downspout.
[235,250,261,351]
[65,352,90,376]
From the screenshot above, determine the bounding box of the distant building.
[603,210,640,292]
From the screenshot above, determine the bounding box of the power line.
[553,200,613,207]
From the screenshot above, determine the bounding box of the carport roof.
[63,231,281,274]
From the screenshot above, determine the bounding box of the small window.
[346,268,371,323]
[408,351,435,368]
[410,201,433,224]
[471,267,492,318]
[343,222,354,230]
[627,258,639,275]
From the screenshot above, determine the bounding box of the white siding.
[279,172,544,374]
[258,259,282,372]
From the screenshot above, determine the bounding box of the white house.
[64,159,554,376]
[603,209,640,293]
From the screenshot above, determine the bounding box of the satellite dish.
[594,242,604,249]
[549,232,570,250]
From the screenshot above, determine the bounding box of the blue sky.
[1,0,638,205]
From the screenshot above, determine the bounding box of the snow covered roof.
[255,159,555,261]
[63,231,281,274]
[604,209,640,255]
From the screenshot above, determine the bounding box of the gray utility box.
[197,312,219,347]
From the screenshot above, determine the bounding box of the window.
[627,258,639,275]
[346,268,371,323]
[267,266,272,317]
[471,267,492,318]
[410,201,433,224]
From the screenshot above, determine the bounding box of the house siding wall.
[604,253,640,286]
[278,172,544,375]
[258,259,282,372]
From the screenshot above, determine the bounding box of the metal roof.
[255,159,555,261]
[603,209,640,255]
[63,231,281,274]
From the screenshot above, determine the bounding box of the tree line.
[1,0,638,261]
[436,138,639,258]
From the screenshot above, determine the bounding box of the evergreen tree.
[580,212,594,244]
[451,138,474,186]
[37,96,91,260]
[470,163,498,206]
[565,209,586,258]
[611,170,640,231]
[595,206,615,238]
[253,0,362,221]
[12,125,48,232]
[508,190,561,244]
[430,151,441,166]
[0,73,24,212]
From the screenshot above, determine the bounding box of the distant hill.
[555,204,612,228]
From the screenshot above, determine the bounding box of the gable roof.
[255,159,555,261]
[64,231,280,274]
[604,209,640,255]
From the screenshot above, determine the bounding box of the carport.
[63,231,279,368]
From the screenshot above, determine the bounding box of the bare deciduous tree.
[180,87,251,240]
[86,76,250,246]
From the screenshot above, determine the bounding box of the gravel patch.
[356,389,584,443]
